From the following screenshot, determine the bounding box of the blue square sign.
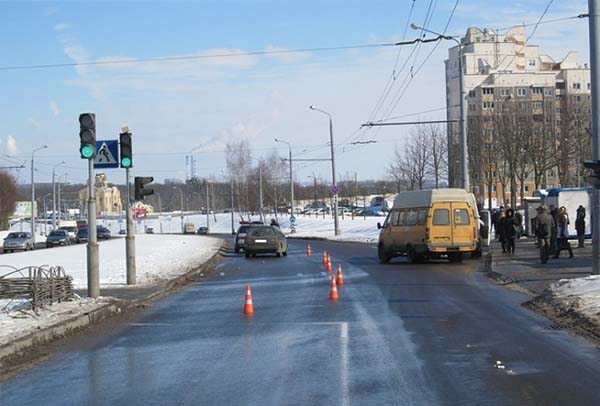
[94,140,120,169]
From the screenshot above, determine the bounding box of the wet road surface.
[1,239,599,405]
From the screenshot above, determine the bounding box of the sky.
[0,0,591,186]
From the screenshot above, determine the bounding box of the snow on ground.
[550,275,600,324]
[0,235,223,289]
[0,296,112,347]
[96,212,383,243]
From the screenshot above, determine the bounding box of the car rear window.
[49,231,66,236]
[433,209,450,225]
[247,227,275,237]
[454,209,470,225]
[237,226,251,233]
[7,233,27,239]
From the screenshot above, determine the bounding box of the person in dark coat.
[497,210,507,252]
[554,206,573,258]
[514,210,523,238]
[535,206,554,264]
[549,204,559,254]
[501,208,519,254]
[575,205,586,248]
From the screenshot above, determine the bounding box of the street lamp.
[411,23,469,191]
[309,105,340,236]
[52,161,65,230]
[274,138,295,216]
[31,145,48,247]
[172,186,185,232]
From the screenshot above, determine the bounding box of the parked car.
[196,226,208,235]
[118,229,127,235]
[2,232,33,253]
[97,226,111,240]
[234,223,259,253]
[357,210,384,217]
[46,230,71,248]
[244,226,288,258]
[76,228,88,243]
[58,220,78,242]
[183,223,196,234]
[145,227,155,234]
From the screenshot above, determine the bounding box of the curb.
[0,239,226,371]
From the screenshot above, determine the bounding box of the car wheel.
[283,250,288,257]
[407,246,423,264]
[276,252,281,257]
[378,243,391,264]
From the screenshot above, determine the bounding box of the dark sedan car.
[244,226,288,258]
[46,230,71,248]
[196,227,208,235]
[77,226,111,243]
[97,226,111,240]
[76,228,88,244]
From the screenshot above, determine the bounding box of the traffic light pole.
[589,0,600,275]
[126,168,136,284]
[87,158,100,298]
[206,180,210,234]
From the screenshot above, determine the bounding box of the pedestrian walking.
[497,210,507,253]
[549,204,558,255]
[501,208,519,255]
[576,205,586,248]
[515,210,523,238]
[535,206,554,264]
[532,207,541,248]
[554,206,573,259]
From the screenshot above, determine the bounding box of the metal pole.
[230,179,235,234]
[87,159,99,298]
[52,170,56,230]
[57,180,61,222]
[259,166,264,223]
[180,190,184,232]
[43,195,47,235]
[329,116,340,235]
[30,153,35,247]
[289,147,294,216]
[589,0,600,274]
[125,168,136,285]
[206,179,210,233]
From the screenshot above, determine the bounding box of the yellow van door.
[430,203,452,248]
[451,202,474,248]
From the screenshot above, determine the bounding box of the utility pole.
[275,138,295,216]
[259,166,264,223]
[205,179,210,233]
[125,168,136,284]
[87,158,100,297]
[230,178,235,234]
[589,0,600,275]
[31,145,47,247]
[52,161,65,230]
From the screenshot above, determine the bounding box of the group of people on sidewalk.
[533,204,586,264]
[492,204,586,264]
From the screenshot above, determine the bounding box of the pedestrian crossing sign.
[94,140,119,169]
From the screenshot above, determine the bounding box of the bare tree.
[387,128,430,191]
[0,171,18,230]
[426,124,448,188]
[225,139,253,211]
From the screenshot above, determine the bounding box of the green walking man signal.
[134,176,154,201]
[79,113,96,159]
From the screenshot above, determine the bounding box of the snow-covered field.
[549,276,600,324]
[0,234,222,288]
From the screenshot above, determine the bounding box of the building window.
[528,59,536,67]
[525,185,529,192]
[544,88,553,96]
[482,101,494,109]
[556,82,565,90]
[533,102,543,109]
[556,107,562,114]
[469,90,476,97]
[573,82,581,90]
[533,115,543,122]
[576,95,582,102]
[482,88,494,95]
[532,87,543,94]
[500,88,511,97]
[469,103,476,111]
[517,88,527,97]
[588,83,591,90]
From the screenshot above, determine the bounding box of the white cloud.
[6,135,17,156]
[265,45,311,64]
[29,118,41,129]
[49,101,60,116]
[54,22,69,32]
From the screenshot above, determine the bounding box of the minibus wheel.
[378,243,391,264]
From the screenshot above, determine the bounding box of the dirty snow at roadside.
[0,297,112,347]
[550,275,600,323]
[0,235,223,289]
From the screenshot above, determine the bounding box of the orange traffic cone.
[329,276,339,301]
[326,255,333,272]
[243,284,254,315]
[336,264,344,286]
[322,250,328,265]
[307,244,312,257]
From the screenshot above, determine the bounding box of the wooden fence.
[0,265,73,311]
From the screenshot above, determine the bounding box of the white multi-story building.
[445,26,590,206]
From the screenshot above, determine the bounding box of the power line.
[0,38,446,72]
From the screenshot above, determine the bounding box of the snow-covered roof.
[392,189,474,209]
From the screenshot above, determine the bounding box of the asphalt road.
[1,239,599,405]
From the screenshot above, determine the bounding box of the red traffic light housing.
[134,176,154,201]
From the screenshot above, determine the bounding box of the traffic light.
[134,176,154,201]
[79,113,96,159]
[584,160,600,189]
[120,131,133,168]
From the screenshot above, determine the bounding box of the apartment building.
[445,26,590,207]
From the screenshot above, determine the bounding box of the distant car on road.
[196,226,208,235]
[97,226,111,240]
[46,230,71,248]
[145,227,155,234]
[2,232,33,253]
[357,210,384,217]
[76,226,111,243]
[183,223,196,234]
[76,228,88,243]
[118,229,127,235]
[244,226,288,258]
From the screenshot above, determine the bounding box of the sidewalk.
[489,238,593,295]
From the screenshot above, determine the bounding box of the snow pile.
[0,235,223,289]
[550,275,600,323]
[0,296,112,347]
